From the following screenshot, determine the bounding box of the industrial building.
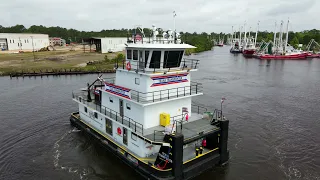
[84,37,128,53]
[0,33,49,52]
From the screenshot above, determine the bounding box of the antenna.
[173,11,177,43]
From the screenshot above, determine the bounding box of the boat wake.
[53,128,91,180]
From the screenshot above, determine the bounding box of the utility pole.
[31,36,35,61]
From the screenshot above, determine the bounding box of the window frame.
[126,103,131,110]
[135,78,140,85]
[132,50,138,61]
[127,49,132,60]
[131,132,137,141]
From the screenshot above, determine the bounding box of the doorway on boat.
[105,118,112,135]
[123,127,128,145]
[94,89,101,105]
[119,99,124,117]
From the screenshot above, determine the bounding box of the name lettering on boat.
[151,73,189,87]
[104,82,131,99]
[158,152,173,163]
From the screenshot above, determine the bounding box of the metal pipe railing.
[73,95,144,135]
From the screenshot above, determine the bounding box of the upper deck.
[114,25,199,74]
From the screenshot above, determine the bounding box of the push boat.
[70,26,230,180]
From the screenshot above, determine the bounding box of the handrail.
[130,82,202,103]
[73,94,144,135]
[98,79,203,104]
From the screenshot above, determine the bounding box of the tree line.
[0,24,319,52]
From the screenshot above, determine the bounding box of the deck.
[144,113,220,142]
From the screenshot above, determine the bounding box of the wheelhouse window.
[94,112,98,119]
[133,50,138,60]
[84,107,87,113]
[163,51,184,68]
[149,51,161,69]
[109,97,113,103]
[127,49,132,60]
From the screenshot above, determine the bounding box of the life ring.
[126,61,131,70]
[117,127,122,135]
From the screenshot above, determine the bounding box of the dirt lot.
[0,45,121,75]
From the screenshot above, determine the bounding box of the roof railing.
[115,58,199,73]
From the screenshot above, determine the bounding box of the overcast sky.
[1,0,319,33]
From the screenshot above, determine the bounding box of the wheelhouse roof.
[125,43,196,49]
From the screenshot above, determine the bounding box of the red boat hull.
[259,53,307,60]
[243,49,256,55]
[306,53,320,58]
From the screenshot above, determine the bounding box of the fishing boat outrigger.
[70,25,230,180]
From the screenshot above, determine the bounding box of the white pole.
[244,21,247,49]
[173,11,176,32]
[273,21,277,53]
[231,26,234,42]
[285,18,289,53]
[239,26,242,49]
[255,21,259,47]
[279,20,284,53]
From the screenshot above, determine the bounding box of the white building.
[0,33,49,52]
[86,37,150,53]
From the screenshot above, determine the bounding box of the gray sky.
[1,0,319,33]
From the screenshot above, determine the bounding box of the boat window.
[149,51,161,69]
[127,49,132,60]
[126,103,131,110]
[133,50,138,60]
[84,107,87,113]
[131,133,137,141]
[109,97,113,103]
[163,51,184,68]
[135,78,140,85]
[94,112,98,119]
[145,51,149,68]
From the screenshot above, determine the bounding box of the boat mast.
[279,20,284,53]
[239,26,242,49]
[244,21,247,48]
[285,18,289,53]
[173,11,177,43]
[231,26,234,43]
[254,21,259,47]
[273,21,277,53]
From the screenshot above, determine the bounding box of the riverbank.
[0,50,121,76]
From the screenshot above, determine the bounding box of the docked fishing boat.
[242,22,259,57]
[230,40,242,53]
[258,19,306,60]
[70,25,229,180]
[217,41,224,47]
[229,26,242,53]
[217,36,224,47]
[242,38,256,56]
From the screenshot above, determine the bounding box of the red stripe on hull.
[259,54,307,60]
